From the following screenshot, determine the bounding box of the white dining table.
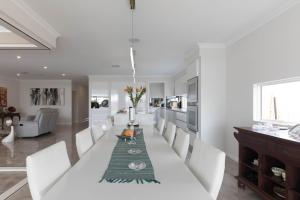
[42,125,213,200]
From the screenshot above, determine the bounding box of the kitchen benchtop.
[164,108,187,113]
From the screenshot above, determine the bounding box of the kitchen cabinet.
[160,108,166,119]
[176,112,186,122]
[149,83,164,98]
[165,109,187,131]
[155,108,187,131]
[166,109,176,124]
[156,108,196,145]
[90,108,110,126]
[180,59,200,83]
[175,111,187,131]
[176,119,187,131]
[186,59,200,81]
[174,59,200,96]
[174,76,186,96]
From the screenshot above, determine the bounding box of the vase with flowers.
[124,86,146,114]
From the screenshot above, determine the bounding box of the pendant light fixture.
[130,0,136,83]
[130,0,135,9]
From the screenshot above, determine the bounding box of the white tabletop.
[42,126,213,200]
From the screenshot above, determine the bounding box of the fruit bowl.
[128,161,146,171]
[116,129,136,141]
[122,129,135,137]
[128,148,142,155]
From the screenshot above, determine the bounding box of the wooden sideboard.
[234,127,300,200]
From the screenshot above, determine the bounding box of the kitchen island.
[155,107,187,131]
[113,112,155,126]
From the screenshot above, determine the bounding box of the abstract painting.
[30,88,65,106]
[0,87,7,107]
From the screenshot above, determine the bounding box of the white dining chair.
[157,118,165,135]
[164,122,176,146]
[189,139,225,200]
[26,141,71,200]
[76,128,93,158]
[173,128,190,161]
[91,124,104,142]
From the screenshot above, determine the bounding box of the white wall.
[0,76,20,110]
[19,80,72,125]
[149,83,164,98]
[226,4,300,161]
[199,46,227,151]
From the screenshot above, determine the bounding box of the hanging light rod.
[130,0,135,10]
[130,0,136,84]
[130,47,135,71]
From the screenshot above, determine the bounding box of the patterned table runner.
[99,128,160,184]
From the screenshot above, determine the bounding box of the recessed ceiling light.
[61,73,66,77]
[17,72,28,77]
[16,56,21,59]
[43,66,48,69]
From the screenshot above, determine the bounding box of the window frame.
[253,77,300,126]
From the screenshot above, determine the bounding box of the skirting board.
[0,167,26,172]
[0,178,27,200]
[227,153,238,163]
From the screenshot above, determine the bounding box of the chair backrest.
[91,124,104,142]
[33,110,42,122]
[26,141,71,200]
[35,108,58,133]
[173,128,190,161]
[158,118,165,135]
[47,109,58,132]
[76,128,93,158]
[164,122,176,146]
[189,139,225,200]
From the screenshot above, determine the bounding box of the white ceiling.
[0,0,298,80]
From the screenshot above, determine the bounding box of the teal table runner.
[100,128,160,184]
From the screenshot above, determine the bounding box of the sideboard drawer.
[268,142,300,164]
[236,133,266,151]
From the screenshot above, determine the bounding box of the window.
[254,78,300,125]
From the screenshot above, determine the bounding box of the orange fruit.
[123,129,134,137]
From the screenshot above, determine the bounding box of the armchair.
[16,108,58,138]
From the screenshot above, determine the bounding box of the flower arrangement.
[124,86,147,109]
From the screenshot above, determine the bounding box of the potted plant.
[124,86,146,113]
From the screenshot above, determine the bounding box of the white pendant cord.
[130,9,136,83]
